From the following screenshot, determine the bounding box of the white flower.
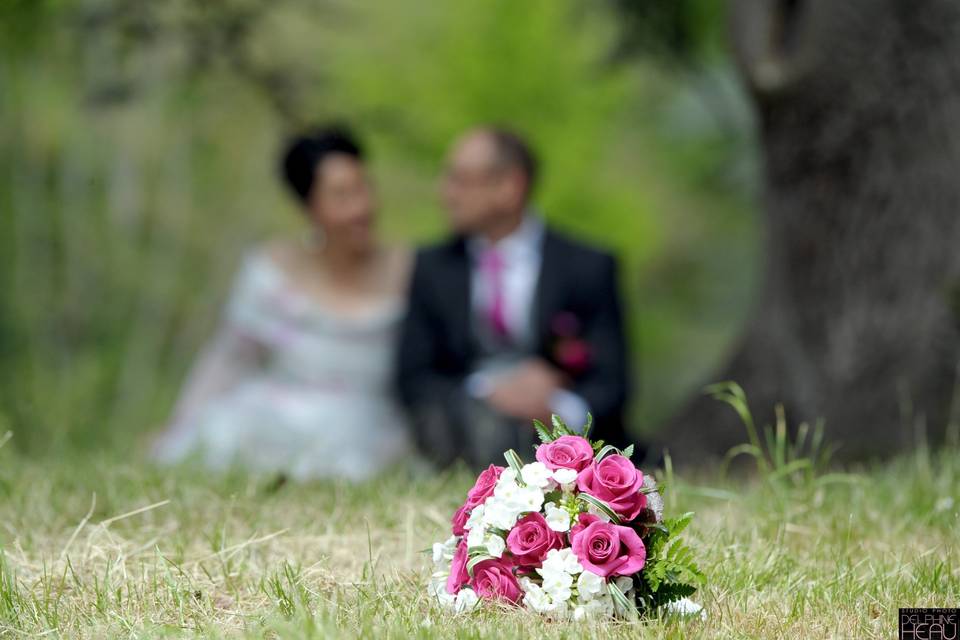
[548,547,583,575]
[610,576,637,617]
[577,594,614,619]
[544,502,572,532]
[520,580,553,613]
[614,575,634,595]
[464,504,485,532]
[540,548,583,576]
[481,498,521,530]
[520,578,570,616]
[432,536,459,564]
[466,523,486,548]
[429,572,455,609]
[541,571,573,603]
[494,477,521,501]
[428,572,447,597]
[521,462,556,489]
[576,570,605,601]
[496,465,547,507]
[494,468,523,499]
[538,550,564,578]
[485,533,505,558]
[552,467,578,488]
[499,467,519,486]
[454,588,479,613]
[515,485,546,512]
[665,597,706,621]
[483,484,545,530]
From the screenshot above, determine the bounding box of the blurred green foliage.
[0,0,758,454]
[610,0,727,63]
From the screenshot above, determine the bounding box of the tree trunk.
[662,0,960,462]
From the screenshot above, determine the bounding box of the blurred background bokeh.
[0,0,760,454]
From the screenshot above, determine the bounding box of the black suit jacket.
[395,227,632,451]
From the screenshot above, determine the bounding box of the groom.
[396,127,634,468]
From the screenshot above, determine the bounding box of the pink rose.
[535,435,594,472]
[446,541,469,594]
[556,339,592,374]
[465,465,504,508]
[576,455,647,521]
[471,559,522,603]
[451,504,470,536]
[569,512,602,541]
[506,512,563,566]
[570,520,646,577]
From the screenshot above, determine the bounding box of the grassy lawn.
[0,439,957,639]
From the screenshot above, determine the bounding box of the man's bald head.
[441,127,538,238]
[462,127,538,198]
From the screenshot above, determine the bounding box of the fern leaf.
[551,414,573,437]
[532,419,554,444]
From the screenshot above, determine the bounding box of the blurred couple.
[153,125,634,480]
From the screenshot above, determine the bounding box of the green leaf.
[543,489,563,504]
[551,414,573,437]
[705,381,769,475]
[593,444,620,462]
[621,444,634,459]
[578,494,621,524]
[466,554,494,577]
[607,580,639,620]
[582,413,594,439]
[652,582,697,609]
[532,419,554,444]
[665,512,694,537]
[503,449,525,485]
[645,538,705,589]
[639,483,662,496]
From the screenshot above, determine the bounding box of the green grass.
[0,436,956,639]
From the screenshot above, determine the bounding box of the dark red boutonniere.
[551,311,592,375]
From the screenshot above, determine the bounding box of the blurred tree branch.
[54,0,327,125]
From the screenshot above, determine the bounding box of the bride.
[152,126,413,480]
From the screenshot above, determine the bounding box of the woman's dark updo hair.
[281,126,364,204]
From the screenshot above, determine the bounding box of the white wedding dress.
[153,250,413,481]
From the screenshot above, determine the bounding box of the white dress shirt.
[465,214,590,430]
[468,214,544,345]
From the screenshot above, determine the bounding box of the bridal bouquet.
[428,417,704,620]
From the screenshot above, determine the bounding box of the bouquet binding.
[428,416,704,620]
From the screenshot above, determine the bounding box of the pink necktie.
[479,247,509,340]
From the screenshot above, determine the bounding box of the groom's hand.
[487,359,564,422]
